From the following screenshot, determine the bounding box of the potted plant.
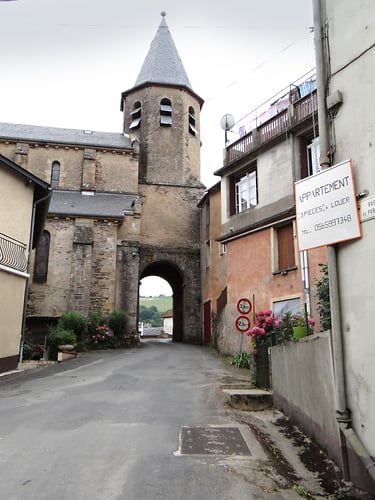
[291,312,315,339]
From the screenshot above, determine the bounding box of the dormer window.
[188,106,197,136]
[160,98,172,126]
[130,101,141,129]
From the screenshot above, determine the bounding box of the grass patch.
[139,296,172,313]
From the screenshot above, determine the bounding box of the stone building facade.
[0,13,205,343]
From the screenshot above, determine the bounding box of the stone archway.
[140,261,183,342]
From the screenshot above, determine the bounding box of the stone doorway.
[140,261,183,342]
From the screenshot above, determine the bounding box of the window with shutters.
[188,106,197,136]
[130,101,141,129]
[274,223,296,273]
[160,98,172,126]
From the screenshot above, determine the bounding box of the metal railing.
[225,90,317,166]
[0,233,28,273]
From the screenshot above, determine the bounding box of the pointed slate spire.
[134,12,193,91]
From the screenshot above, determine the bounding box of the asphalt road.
[0,340,298,500]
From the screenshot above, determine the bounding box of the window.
[205,201,210,227]
[307,137,320,175]
[33,230,50,283]
[130,101,141,129]
[205,240,211,268]
[160,98,172,126]
[229,168,257,215]
[276,223,295,272]
[273,298,301,316]
[51,161,60,189]
[188,106,197,136]
[300,136,320,178]
[202,201,210,240]
[219,242,227,256]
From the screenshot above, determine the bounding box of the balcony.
[225,89,317,166]
[0,233,28,273]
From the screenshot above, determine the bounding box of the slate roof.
[134,12,192,91]
[49,191,138,219]
[0,123,132,149]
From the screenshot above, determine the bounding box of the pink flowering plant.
[89,324,115,349]
[247,309,316,351]
[247,310,282,351]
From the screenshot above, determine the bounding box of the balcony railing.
[0,233,28,273]
[225,90,317,166]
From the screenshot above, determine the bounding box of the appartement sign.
[295,159,361,251]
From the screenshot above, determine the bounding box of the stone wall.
[124,86,202,186]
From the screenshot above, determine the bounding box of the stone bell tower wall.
[124,85,202,186]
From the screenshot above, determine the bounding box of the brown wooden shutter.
[278,224,295,270]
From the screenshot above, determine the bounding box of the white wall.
[325,0,375,458]
[271,333,341,465]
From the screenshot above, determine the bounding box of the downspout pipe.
[19,188,52,364]
[312,0,375,486]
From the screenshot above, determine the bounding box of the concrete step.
[222,388,273,410]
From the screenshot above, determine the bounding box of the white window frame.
[235,170,257,213]
[307,136,320,175]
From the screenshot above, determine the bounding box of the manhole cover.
[179,426,251,456]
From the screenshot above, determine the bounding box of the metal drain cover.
[179,426,251,456]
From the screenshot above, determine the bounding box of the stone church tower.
[120,12,205,342]
[0,13,205,343]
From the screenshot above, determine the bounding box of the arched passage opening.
[140,261,184,342]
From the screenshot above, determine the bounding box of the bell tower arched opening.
[140,261,183,342]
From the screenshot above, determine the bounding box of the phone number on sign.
[314,214,352,231]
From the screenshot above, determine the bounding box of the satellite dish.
[220,114,235,145]
[220,114,235,131]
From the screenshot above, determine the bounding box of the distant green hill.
[139,295,172,314]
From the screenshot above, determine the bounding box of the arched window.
[33,230,50,283]
[160,98,172,126]
[130,101,141,129]
[188,106,197,136]
[51,161,60,189]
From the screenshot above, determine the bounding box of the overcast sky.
[0,0,315,296]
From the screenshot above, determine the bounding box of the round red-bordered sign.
[237,298,252,314]
[235,315,251,332]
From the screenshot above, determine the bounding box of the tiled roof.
[0,123,132,149]
[134,12,192,91]
[49,191,138,218]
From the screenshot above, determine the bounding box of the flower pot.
[58,344,75,352]
[293,326,307,339]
